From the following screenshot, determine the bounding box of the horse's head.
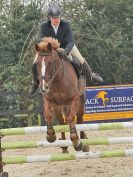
[34,37,61,94]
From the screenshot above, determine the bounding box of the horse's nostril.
[40,86,50,94]
[42,89,45,93]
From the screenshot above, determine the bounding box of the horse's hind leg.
[59,132,69,153]
[77,94,89,152]
[44,102,56,143]
[54,108,69,153]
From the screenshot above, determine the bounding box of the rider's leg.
[29,57,39,95]
[71,45,103,84]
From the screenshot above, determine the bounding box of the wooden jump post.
[0,136,8,177]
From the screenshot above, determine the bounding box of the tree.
[61,0,133,84]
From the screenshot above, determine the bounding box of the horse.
[35,37,89,152]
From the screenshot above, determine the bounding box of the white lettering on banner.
[111,96,133,103]
[85,98,99,105]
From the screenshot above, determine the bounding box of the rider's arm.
[64,22,74,54]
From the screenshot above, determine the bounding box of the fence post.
[0,136,8,177]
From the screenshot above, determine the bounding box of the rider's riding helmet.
[47,4,61,18]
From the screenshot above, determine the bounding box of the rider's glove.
[57,48,68,58]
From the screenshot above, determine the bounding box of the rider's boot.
[29,63,39,95]
[82,60,103,84]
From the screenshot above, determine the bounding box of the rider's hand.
[57,48,68,58]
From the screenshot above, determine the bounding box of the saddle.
[57,50,86,93]
[71,56,86,94]
[70,55,83,79]
[57,48,83,79]
[57,49,83,79]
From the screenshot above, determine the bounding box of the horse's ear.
[35,43,40,51]
[47,42,52,52]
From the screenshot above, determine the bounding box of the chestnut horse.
[35,37,89,152]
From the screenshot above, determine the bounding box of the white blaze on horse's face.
[41,57,46,91]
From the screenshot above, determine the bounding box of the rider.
[29,4,103,95]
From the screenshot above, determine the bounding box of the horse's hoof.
[47,134,56,143]
[60,146,69,154]
[62,148,69,154]
[74,142,83,151]
[82,144,89,152]
[70,133,78,142]
[0,172,8,177]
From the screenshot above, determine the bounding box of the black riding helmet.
[47,4,61,18]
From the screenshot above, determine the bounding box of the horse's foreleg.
[54,108,69,153]
[67,97,83,151]
[77,95,87,139]
[77,117,89,152]
[77,95,89,152]
[77,106,87,139]
[44,103,56,143]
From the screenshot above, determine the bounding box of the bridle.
[37,51,64,93]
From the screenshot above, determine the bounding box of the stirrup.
[91,73,103,83]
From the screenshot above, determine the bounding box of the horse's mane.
[37,37,60,51]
